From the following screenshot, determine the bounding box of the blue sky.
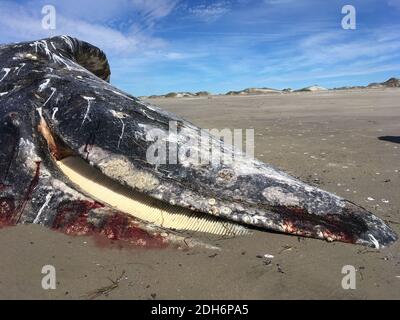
[0,0,399,95]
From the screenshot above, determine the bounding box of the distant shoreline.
[139,77,400,100]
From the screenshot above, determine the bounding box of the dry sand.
[0,88,399,300]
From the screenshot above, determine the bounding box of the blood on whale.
[52,200,103,235]
[52,200,167,248]
[274,205,358,243]
[15,161,41,224]
[0,197,16,228]
[100,213,167,248]
[0,162,41,227]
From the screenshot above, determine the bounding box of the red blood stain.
[52,200,167,249]
[100,213,167,248]
[15,161,41,224]
[52,200,103,234]
[277,205,355,244]
[0,197,16,228]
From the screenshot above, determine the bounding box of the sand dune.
[295,85,328,92]
[140,77,399,99]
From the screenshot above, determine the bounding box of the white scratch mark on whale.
[0,92,8,97]
[0,68,11,82]
[36,106,43,118]
[368,234,380,249]
[51,107,59,120]
[61,35,74,51]
[118,120,126,148]
[16,63,26,75]
[33,192,54,224]
[39,79,51,92]
[53,54,73,70]
[31,41,39,53]
[35,106,46,136]
[110,110,127,149]
[118,119,125,149]
[81,96,95,126]
[32,40,74,71]
[32,40,52,58]
[43,87,56,106]
[110,110,128,148]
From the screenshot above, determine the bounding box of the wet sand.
[0,88,399,299]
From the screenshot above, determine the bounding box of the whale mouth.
[55,155,249,237]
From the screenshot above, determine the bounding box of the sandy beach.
[0,88,399,300]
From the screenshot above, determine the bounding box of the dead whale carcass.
[0,36,397,248]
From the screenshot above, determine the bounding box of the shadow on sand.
[378,136,400,144]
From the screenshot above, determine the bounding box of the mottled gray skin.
[0,36,397,248]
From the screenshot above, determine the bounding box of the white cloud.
[298,31,400,66]
[0,0,178,56]
[165,52,186,60]
[131,0,179,21]
[189,1,231,22]
[250,27,400,88]
[25,0,179,25]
